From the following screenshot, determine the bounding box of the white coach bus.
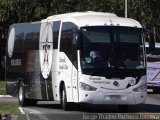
[6,11,147,110]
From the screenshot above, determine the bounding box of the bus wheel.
[18,81,37,106]
[61,85,71,111]
[118,105,128,112]
[18,81,28,106]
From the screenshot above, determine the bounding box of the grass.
[0,103,20,114]
[0,80,6,95]
[0,81,20,114]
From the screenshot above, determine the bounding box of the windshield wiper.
[88,66,124,76]
[88,68,104,75]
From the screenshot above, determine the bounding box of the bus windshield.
[80,26,145,76]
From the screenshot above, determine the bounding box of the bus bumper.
[79,91,146,105]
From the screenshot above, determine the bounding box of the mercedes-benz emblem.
[113,81,119,87]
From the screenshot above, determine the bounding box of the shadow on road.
[35,103,160,113]
[1,95,159,113]
[130,104,160,113]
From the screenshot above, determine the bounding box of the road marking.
[23,108,41,114]
[19,107,25,114]
[18,107,33,120]
[26,114,31,120]
[0,95,12,97]
[23,108,49,120]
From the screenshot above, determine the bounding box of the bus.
[146,42,160,93]
[6,11,147,110]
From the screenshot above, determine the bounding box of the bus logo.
[113,81,119,87]
[39,23,53,79]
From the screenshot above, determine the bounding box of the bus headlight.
[133,84,147,92]
[79,82,97,91]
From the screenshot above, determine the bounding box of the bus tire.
[61,85,71,111]
[18,81,28,106]
[18,81,37,106]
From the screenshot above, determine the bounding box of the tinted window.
[53,21,60,49]
[24,23,40,50]
[14,25,25,51]
[60,22,73,52]
[60,22,78,68]
[80,26,144,70]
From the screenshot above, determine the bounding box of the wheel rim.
[19,85,23,102]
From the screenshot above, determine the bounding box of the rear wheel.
[18,81,37,106]
[18,81,28,106]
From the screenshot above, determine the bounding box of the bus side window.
[53,21,61,49]
[60,22,78,69]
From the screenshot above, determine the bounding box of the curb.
[0,95,12,97]
[19,107,25,114]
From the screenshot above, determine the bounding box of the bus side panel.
[51,50,59,101]
[58,52,74,102]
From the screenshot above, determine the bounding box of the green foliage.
[0,103,20,114]
[0,0,160,52]
[0,0,159,28]
[0,81,5,95]
[34,6,47,20]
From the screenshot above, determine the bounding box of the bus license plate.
[110,95,121,100]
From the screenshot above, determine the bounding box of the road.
[0,93,160,120]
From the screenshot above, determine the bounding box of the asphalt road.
[0,93,160,120]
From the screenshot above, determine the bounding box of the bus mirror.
[73,30,81,49]
[75,35,81,49]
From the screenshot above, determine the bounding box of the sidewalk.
[0,95,13,97]
[0,96,18,105]
[0,96,27,120]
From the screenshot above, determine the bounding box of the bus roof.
[47,11,117,19]
[46,11,142,28]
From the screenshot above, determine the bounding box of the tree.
[12,0,38,22]
[128,0,160,41]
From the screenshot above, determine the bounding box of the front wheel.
[61,85,72,111]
